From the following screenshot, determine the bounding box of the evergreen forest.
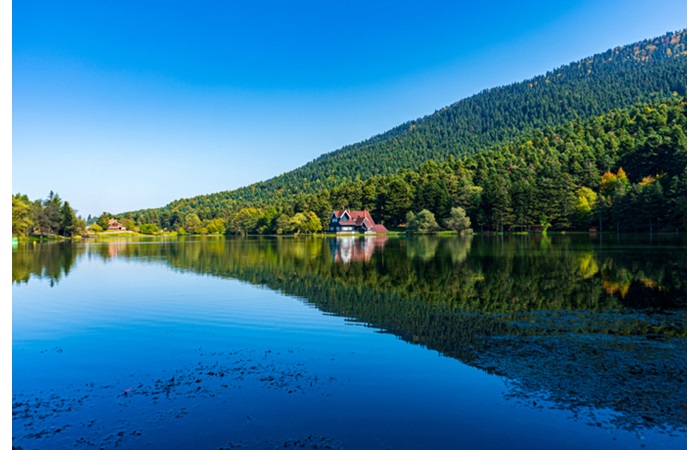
[12,191,86,238]
[14,30,686,236]
[119,96,686,234]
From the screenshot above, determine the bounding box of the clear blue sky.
[11,0,687,217]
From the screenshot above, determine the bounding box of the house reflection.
[107,241,128,258]
[330,236,388,263]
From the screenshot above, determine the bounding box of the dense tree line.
[12,191,86,238]
[120,30,686,232]
[114,97,686,234]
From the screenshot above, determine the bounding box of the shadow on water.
[13,234,687,435]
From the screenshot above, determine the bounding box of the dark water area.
[12,234,686,449]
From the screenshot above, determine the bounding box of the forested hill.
[126,30,686,222]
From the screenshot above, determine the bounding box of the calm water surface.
[12,234,686,449]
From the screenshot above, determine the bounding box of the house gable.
[106,219,126,231]
[328,210,387,234]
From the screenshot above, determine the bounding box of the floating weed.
[12,348,338,449]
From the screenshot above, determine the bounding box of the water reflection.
[12,241,79,287]
[12,234,687,433]
[330,236,388,263]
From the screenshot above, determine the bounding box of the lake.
[12,234,686,449]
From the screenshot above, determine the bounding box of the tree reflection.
[12,234,686,432]
[12,242,79,287]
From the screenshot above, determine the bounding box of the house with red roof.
[106,219,126,231]
[329,210,388,234]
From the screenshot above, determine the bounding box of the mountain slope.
[127,30,686,220]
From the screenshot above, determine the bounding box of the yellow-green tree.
[285,211,322,234]
[205,218,226,235]
[573,187,597,228]
[303,211,322,233]
[120,218,136,231]
[12,194,34,236]
[407,209,440,233]
[139,223,159,234]
[229,208,265,235]
[443,207,472,234]
[184,213,202,234]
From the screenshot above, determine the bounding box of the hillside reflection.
[13,235,687,433]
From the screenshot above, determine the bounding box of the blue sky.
[11,0,687,217]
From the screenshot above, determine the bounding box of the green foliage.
[118,32,686,234]
[124,98,686,234]
[287,211,323,234]
[229,207,266,235]
[444,207,472,234]
[12,192,83,237]
[205,218,226,235]
[12,194,35,236]
[120,218,136,231]
[38,191,62,235]
[413,179,452,222]
[139,223,159,235]
[74,218,87,235]
[184,213,202,234]
[405,211,416,229]
[288,213,307,233]
[380,176,414,226]
[407,209,440,233]
[573,187,597,228]
[60,201,79,236]
[303,211,323,233]
[89,223,103,233]
[96,212,112,231]
[276,214,292,234]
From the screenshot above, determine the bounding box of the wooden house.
[329,210,388,234]
[107,219,126,231]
